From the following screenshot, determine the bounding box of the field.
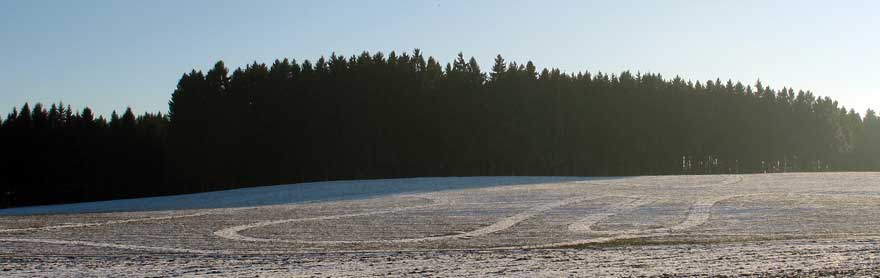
[2,173,880,277]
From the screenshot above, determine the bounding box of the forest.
[3,50,880,207]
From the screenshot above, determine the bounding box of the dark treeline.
[0,104,167,206]
[4,50,880,207]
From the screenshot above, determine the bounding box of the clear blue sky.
[2,0,878,117]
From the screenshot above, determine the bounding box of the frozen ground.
[2,173,880,277]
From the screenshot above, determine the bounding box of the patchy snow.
[3,173,880,277]
[0,176,600,215]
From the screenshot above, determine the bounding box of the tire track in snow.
[8,190,876,255]
[566,175,744,236]
[0,195,449,255]
[213,195,452,243]
[220,176,743,245]
[661,194,733,232]
[531,193,754,249]
[532,176,750,248]
[7,190,868,253]
[0,210,234,234]
[1,175,759,253]
[567,197,656,234]
[345,175,746,245]
[0,237,214,254]
[2,194,613,253]
[214,195,614,244]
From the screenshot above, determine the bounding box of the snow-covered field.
[2,173,880,277]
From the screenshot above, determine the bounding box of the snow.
[4,173,880,276]
[0,176,599,215]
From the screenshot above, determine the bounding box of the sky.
[1,0,878,117]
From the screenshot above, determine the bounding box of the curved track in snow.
[9,174,880,255]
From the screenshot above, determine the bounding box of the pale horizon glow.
[1,0,878,117]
